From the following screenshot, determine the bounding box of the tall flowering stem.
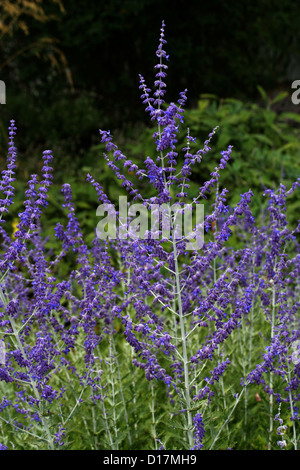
[93,21,263,448]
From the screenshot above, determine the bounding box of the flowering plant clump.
[0,21,299,451]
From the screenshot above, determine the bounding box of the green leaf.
[197,99,210,113]
[279,112,300,123]
[199,93,218,100]
[257,85,268,102]
[250,134,273,146]
[270,91,289,105]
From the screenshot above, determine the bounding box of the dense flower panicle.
[139,74,154,115]
[0,152,55,273]
[36,150,53,209]
[195,145,233,200]
[0,120,17,222]
[191,413,205,450]
[153,20,168,109]
[97,130,143,201]
[86,174,111,205]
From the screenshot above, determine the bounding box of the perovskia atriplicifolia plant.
[0,21,299,451]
